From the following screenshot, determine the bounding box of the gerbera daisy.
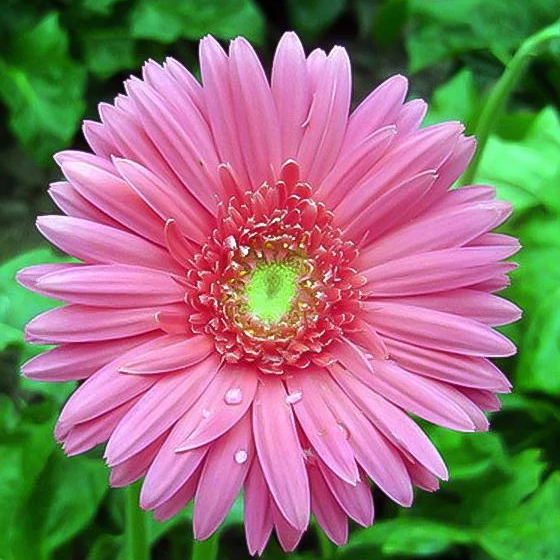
[18,32,520,553]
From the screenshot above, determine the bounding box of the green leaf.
[9,452,108,559]
[516,285,560,395]
[286,0,347,41]
[407,0,560,72]
[424,68,478,128]
[81,28,136,79]
[475,107,560,215]
[343,518,471,557]
[479,472,560,560]
[0,323,22,352]
[130,0,265,45]
[0,13,86,163]
[0,410,58,559]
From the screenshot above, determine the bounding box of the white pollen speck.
[286,390,303,405]
[224,387,243,405]
[239,245,250,257]
[234,449,248,464]
[202,408,211,418]
[224,235,237,250]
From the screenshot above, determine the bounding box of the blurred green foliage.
[1,0,560,559]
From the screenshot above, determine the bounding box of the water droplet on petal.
[286,390,302,404]
[202,408,211,418]
[224,387,243,405]
[337,422,350,440]
[234,449,248,464]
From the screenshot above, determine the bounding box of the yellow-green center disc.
[245,261,299,323]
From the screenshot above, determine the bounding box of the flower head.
[19,32,520,553]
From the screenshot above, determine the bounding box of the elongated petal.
[244,459,275,556]
[59,159,166,245]
[363,247,517,296]
[385,337,511,391]
[332,364,448,479]
[36,265,185,308]
[253,379,310,531]
[194,413,253,539]
[119,334,214,374]
[364,301,516,357]
[316,371,413,506]
[286,373,359,484]
[318,461,374,527]
[309,466,348,545]
[22,333,156,380]
[105,354,220,465]
[153,469,201,521]
[271,32,311,160]
[37,215,180,272]
[175,363,258,450]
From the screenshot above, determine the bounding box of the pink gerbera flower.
[19,32,520,553]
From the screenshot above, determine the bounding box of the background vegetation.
[1,0,560,559]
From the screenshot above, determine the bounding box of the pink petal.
[175,363,258,451]
[286,372,359,484]
[360,200,513,266]
[338,358,477,431]
[35,265,185,308]
[342,75,408,153]
[385,337,512,391]
[316,371,413,506]
[272,501,305,552]
[271,32,311,160]
[82,120,119,158]
[332,365,448,479]
[62,396,140,456]
[55,336,169,435]
[229,37,281,186]
[343,170,436,244]
[318,461,374,527]
[253,379,310,531]
[17,263,79,297]
[124,77,219,214]
[118,334,214,374]
[297,46,352,186]
[193,413,254,539]
[199,36,251,187]
[244,459,275,555]
[309,466,348,545]
[385,289,522,326]
[395,98,428,135]
[364,301,516,357]
[109,432,168,487]
[318,125,397,207]
[49,181,124,229]
[22,333,156,380]
[37,215,180,272]
[105,353,220,466]
[58,159,165,246]
[153,468,201,521]
[363,247,517,297]
[114,158,211,242]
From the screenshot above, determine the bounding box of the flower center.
[186,161,366,375]
[245,261,299,324]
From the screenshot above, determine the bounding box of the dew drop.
[202,408,211,418]
[285,390,302,405]
[224,387,243,405]
[234,449,248,464]
[337,422,350,440]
